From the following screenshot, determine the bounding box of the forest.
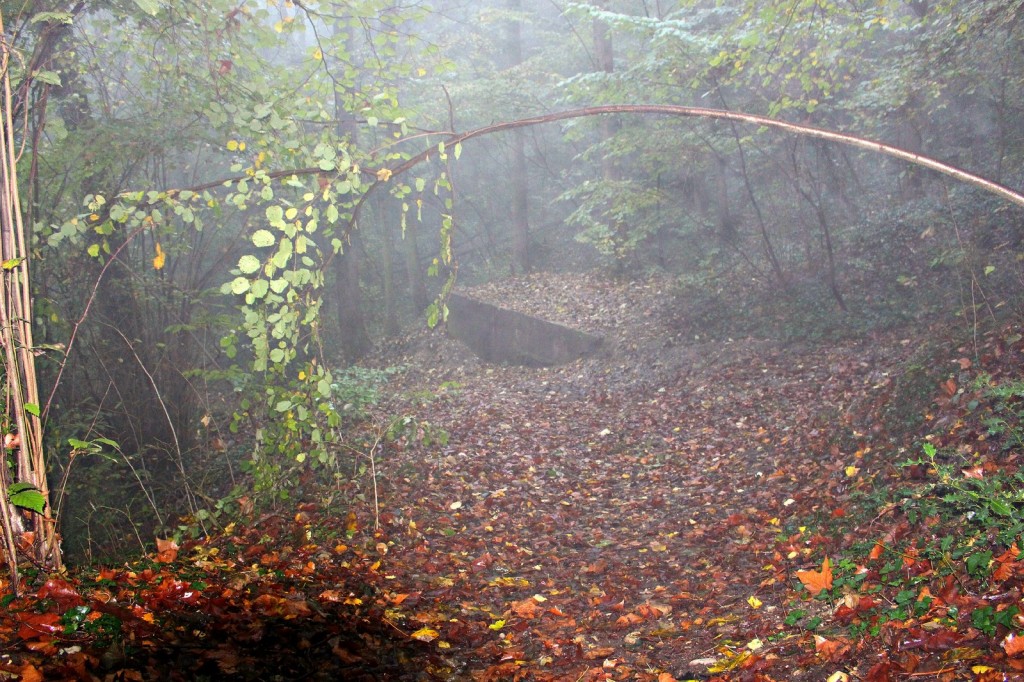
[3,0,1024,679]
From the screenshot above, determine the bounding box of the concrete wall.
[447,292,603,366]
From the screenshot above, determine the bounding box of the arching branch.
[381,105,1024,210]
[172,104,1024,220]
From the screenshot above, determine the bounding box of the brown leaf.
[941,378,957,396]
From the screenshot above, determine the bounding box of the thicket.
[1,0,1022,568]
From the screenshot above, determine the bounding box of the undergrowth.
[788,321,1024,660]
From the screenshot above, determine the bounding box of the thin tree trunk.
[402,217,429,313]
[378,197,400,336]
[507,0,531,274]
[0,10,61,587]
[332,26,370,360]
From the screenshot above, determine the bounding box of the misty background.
[7,0,1022,561]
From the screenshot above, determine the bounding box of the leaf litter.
[4,270,1024,680]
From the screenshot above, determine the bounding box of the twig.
[106,325,199,521]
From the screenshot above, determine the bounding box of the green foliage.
[231,365,408,500]
[899,441,1024,545]
[7,482,45,515]
[976,373,1024,451]
[329,366,403,421]
[563,179,666,264]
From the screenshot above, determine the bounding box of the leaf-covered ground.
[4,272,1024,681]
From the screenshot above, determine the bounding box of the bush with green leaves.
[899,440,1024,546]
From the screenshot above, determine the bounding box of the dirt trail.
[358,272,917,679]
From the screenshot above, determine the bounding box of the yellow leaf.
[410,626,439,642]
[417,68,427,76]
[152,242,166,270]
[845,465,859,477]
[708,650,751,673]
[226,139,239,151]
[376,167,393,182]
[747,595,762,609]
[488,619,505,631]
[313,47,323,60]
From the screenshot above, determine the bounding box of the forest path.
[360,272,919,679]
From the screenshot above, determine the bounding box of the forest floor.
[4,271,1024,681]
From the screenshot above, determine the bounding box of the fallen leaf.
[511,598,540,619]
[1004,632,1024,657]
[155,537,178,563]
[815,634,851,662]
[411,626,439,642]
[797,557,833,596]
[19,664,43,682]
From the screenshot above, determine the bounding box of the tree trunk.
[592,9,628,270]
[506,0,531,274]
[335,231,371,362]
[332,25,370,360]
[378,196,400,336]
[403,217,429,313]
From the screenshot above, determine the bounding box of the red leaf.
[37,578,84,610]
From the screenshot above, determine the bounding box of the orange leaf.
[994,544,1021,582]
[796,557,833,596]
[19,664,44,682]
[1004,632,1024,657]
[511,598,540,619]
[869,541,885,561]
[814,634,850,662]
[962,466,984,479]
[155,537,178,563]
[614,612,644,628]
